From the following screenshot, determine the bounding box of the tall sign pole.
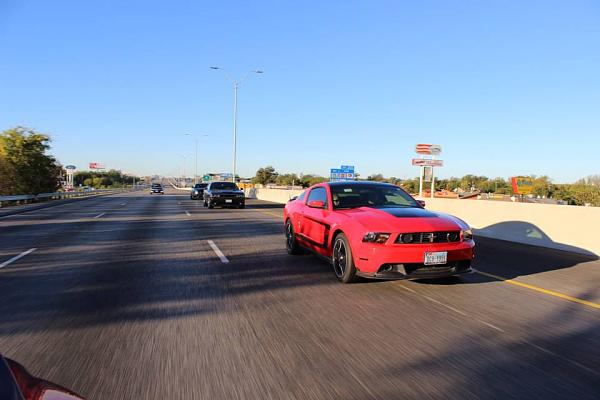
[414,144,442,198]
[419,165,424,197]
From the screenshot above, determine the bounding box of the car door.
[300,186,331,254]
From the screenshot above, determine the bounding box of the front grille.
[378,260,471,276]
[395,231,460,244]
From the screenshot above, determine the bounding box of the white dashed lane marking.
[0,248,37,269]
[207,240,229,263]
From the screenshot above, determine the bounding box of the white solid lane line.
[93,212,106,219]
[207,240,229,263]
[0,248,37,269]
[120,202,127,206]
[185,211,191,217]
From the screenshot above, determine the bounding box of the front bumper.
[353,240,475,278]
[211,197,245,206]
[191,192,203,199]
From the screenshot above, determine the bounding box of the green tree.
[0,153,16,195]
[100,177,113,187]
[252,166,278,185]
[275,173,299,186]
[367,173,386,182]
[0,127,61,194]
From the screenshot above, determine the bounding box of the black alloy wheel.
[332,233,357,283]
[285,220,302,255]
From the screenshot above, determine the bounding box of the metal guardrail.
[0,188,134,207]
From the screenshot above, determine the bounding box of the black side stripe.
[299,216,331,249]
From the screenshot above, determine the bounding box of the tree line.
[0,127,62,195]
[252,166,328,188]
[252,166,600,207]
[74,170,137,189]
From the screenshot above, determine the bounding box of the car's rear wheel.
[285,220,302,255]
[332,233,357,283]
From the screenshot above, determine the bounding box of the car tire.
[208,199,214,209]
[238,203,245,209]
[203,200,208,207]
[331,233,357,283]
[285,220,302,255]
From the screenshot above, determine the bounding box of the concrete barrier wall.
[244,187,305,204]
[246,188,599,256]
[418,198,599,256]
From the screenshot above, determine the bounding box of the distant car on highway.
[150,183,164,194]
[203,181,245,209]
[284,181,475,283]
[190,183,208,200]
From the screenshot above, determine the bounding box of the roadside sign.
[89,162,105,170]
[415,144,442,155]
[65,165,76,170]
[202,175,211,182]
[511,177,534,195]
[330,165,355,181]
[412,159,443,167]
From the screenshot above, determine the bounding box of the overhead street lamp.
[210,66,263,182]
[177,153,193,187]
[185,133,209,185]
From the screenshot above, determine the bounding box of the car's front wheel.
[332,233,357,283]
[208,199,214,209]
[285,220,302,255]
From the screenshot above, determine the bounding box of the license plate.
[424,251,447,265]
[225,199,233,203]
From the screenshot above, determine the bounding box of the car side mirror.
[417,200,426,207]
[308,200,325,209]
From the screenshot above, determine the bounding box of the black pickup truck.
[203,181,245,209]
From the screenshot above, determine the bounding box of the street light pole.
[210,67,263,183]
[232,82,238,184]
[185,133,208,185]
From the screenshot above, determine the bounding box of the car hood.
[335,206,469,232]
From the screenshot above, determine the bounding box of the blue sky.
[1,1,599,182]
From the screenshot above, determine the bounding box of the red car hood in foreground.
[335,206,469,233]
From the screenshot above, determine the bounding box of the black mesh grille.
[396,231,460,244]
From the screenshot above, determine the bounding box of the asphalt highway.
[1,188,599,399]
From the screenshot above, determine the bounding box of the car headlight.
[237,193,245,198]
[461,229,473,241]
[362,232,391,244]
[213,194,220,198]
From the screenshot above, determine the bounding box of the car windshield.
[194,184,207,189]
[330,183,419,209]
[210,182,238,190]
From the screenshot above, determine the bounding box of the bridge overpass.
[0,188,599,399]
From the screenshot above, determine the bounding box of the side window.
[307,187,328,207]
[297,191,306,202]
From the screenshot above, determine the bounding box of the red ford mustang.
[283,181,475,283]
